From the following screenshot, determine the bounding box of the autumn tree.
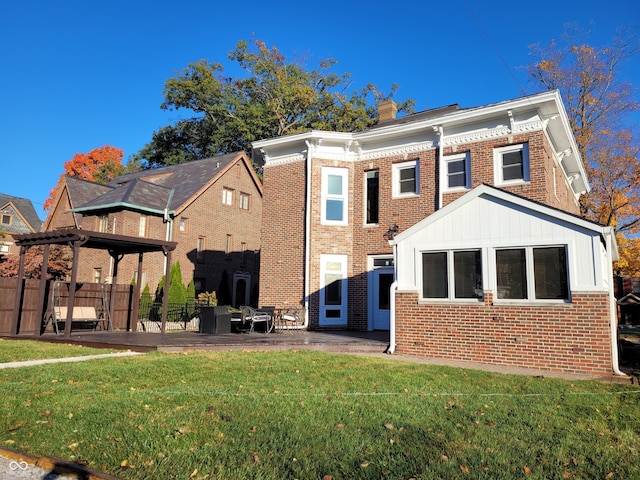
[0,245,72,279]
[44,145,126,211]
[134,38,414,168]
[527,28,640,273]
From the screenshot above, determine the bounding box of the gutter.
[435,125,444,209]
[387,240,398,354]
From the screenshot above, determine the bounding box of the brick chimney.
[378,100,397,122]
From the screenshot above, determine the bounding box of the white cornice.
[358,141,435,160]
[444,127,511,146]
[263,152,306,167]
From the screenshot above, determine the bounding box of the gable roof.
[0,193,42,232]
[393,183,618,260]
[71,151,261,216]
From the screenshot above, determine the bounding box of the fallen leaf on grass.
[384,423,394,430]
[68,443,78,452]
[336,423,344,429]
[360,461,370,468]
[460,465,469,474]
[252,452,261,464]
[524,465,532,474]
[190,468,198,477]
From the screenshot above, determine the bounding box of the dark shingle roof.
[65,176,114,208]
[0,193,43,232]
[74,152,243,214]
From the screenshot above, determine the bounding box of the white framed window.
[98,214,109,233]
[93,268,102,283]
[421,249,483,300]
[442,152,470,191]
[179,217,187,232]
[222,188,234,206]
[365,170,379,225]
[138,214,147,237]
[494,143,529,185]
[321,167,348,225]
[0,243,10,254]
[320,254,348,325]
[392,160,419,197]
[239,192,250,210]
[495,245,569,301]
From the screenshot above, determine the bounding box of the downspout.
[435,126,444,210]
[605,230,625,376]
[303,140,313,328]
[387,240,398,354]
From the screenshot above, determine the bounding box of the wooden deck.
[3,330,390,354]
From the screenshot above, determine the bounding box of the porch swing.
[45,280,113,334]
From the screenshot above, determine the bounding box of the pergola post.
[34,244,50,336]
[108,252,122,332]
[10,245,28,336]
[64,241,82,339]
[130,252,144,332]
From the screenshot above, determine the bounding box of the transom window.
[321,167,348,225]
[443,152,470,190]
[421,249,483,300]
[496,246,568,301]
[494,143,529,184]
[393,160,419,197]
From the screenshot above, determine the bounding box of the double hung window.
[222,188,234,206]
[494,143,529,184]
[443,152,470,190]
[393,160,419,197]
[321,167,348,225]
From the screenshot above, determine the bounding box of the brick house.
[0,194,42,256]
[253,90,622,376]
[43,151,263,306]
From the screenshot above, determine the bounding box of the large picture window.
[496,246,568,301]
[321,167,348,225]
[422,250,482,300]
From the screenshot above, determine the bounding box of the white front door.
[371,268,394,330]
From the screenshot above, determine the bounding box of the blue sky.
[1,0,638,219]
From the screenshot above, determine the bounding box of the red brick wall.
[259,159,307,310]
[394,291,614,376]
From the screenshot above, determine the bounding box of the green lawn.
[0,338,121,363]
[1,347,639,479]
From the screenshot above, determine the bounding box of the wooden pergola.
[11,228,177,339]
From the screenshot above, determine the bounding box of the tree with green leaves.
[134,38,414,168]
[527,27,640,274]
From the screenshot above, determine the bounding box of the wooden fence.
[0,277,135,335]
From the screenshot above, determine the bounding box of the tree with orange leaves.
[528,28,640,274]
[43,145,125,211]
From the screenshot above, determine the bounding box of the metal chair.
[241,306,274,333]
[277,306,305,331]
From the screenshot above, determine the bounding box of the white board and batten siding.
[394,185,616,295]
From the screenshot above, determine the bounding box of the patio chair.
[241,306,274,333]
[278,306,305,331]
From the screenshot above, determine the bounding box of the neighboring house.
[0,194,43,256]
[254,90,621,376]
[43,152,263,306]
